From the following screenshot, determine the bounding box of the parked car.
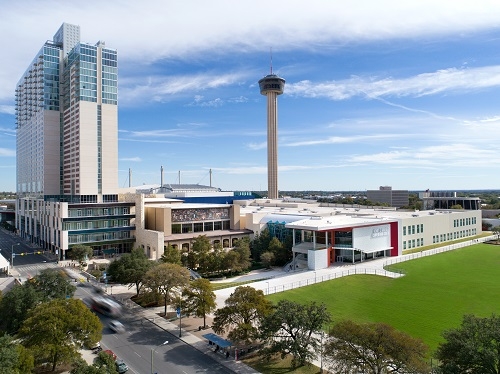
[115,359,129,373]
[108,320,125,333]
[103,349,117,360]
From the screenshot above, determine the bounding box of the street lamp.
[266,281,269,295]
[11,243,20,267]
[151,340,168,374]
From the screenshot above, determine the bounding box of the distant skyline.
[2,1,500,192]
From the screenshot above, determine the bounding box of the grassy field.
[243,354,321,374]
[266,244,500,354]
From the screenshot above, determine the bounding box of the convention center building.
[127,187,482,271]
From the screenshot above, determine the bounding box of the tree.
[231,237,252,272]
[213,286,273,344]
[324,320,429,374]
[260,300,331,368]
[160,244,182,265]
[0,270,76,335]
[450,204,463,209]
[70,357,109,374]
[492,226,500,240]
[268,237,291,266]
[67,244,93,264]
[0,334,34,374]
[94,350,118,374]
[143,263,190,316]
[182,278,217,328]
[260,251,275,268]
[191,235,212,274]
[15,344,35,374]
[435,314,500,374]
[0,283,40,334]
[251,229,271,261]
[30,268,76,301]
[0,334,19,374]
[107,247,155,296]
[222,250,240,276]
[209,243,225,274]
[18,298,102,372]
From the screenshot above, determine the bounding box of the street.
[76,285,236,374]
[0,228,57,279]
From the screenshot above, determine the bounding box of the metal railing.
[265,235,496,296]
[265,267,403,295]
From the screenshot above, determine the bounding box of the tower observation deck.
[259,74,285,199]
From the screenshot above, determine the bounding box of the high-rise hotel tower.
[15,23,134,260]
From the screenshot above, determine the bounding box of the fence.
[383,235,495,267]
[265,267,403,295]
[265,235,496,296]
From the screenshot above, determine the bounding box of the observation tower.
[258,70,285,199]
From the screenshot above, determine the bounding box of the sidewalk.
[107,285,260,373]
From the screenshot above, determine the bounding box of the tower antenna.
[270,47,273,74]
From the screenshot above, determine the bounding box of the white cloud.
[285,134,404,147]
[247,142,267,150]
[119,72,249,106]
[2,1,500,103]
[349,143,499,168]
[0,105,15,115]
[120,157,142,162]
[0,148,15,157]
[286,66,500,100]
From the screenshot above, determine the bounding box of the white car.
[109,320,125,333]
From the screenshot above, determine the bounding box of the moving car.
[108,320,125,333]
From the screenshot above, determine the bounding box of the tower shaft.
[266,91,279,199]
[258,74,285,199]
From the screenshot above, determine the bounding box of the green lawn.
[266,244,500,354]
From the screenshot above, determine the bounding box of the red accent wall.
[390,221,399,256]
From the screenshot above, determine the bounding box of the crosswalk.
[15,262,58,278]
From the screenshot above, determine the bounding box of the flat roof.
[285,215,395,231]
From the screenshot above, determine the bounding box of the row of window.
[68,207,130,217]
[68,230,131,244]
[80,68,97,78]
[171,220,231,234]
[403,238,424,250]
[453,217,476,227]
[433,229,477,243]
[169,237,239,251]
[403,224,424,236]
[64,219,130,230]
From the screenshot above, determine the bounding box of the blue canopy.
[202,333,232,348]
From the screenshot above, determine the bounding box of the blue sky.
[2,1,500,193]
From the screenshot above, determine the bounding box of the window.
[412,225,415,235]
[403,226,406,236]
[417,225,420,234]
[420,224,423,233]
